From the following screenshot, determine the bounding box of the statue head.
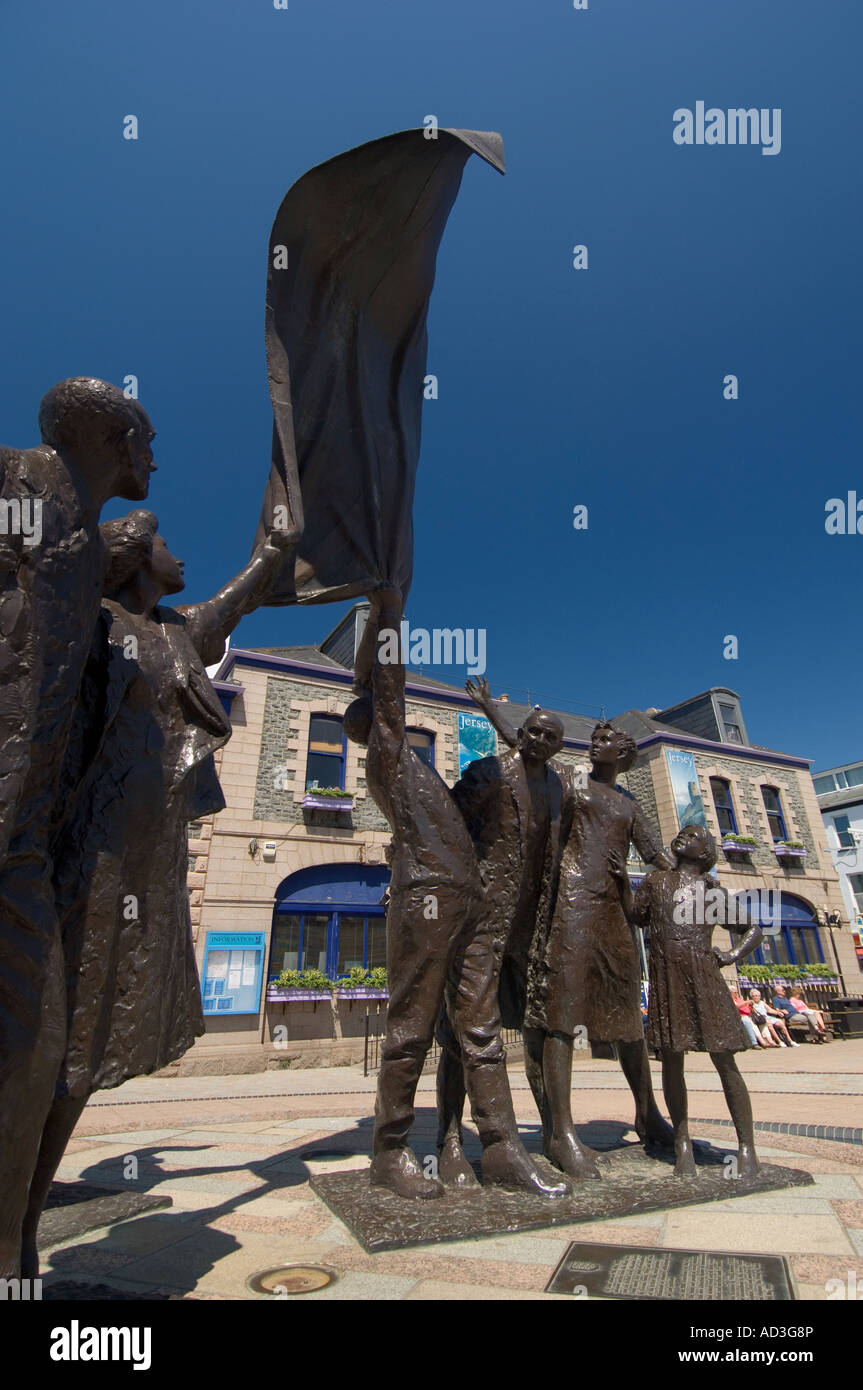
[589,721,637,773]
[101,510,185,599]
[38,377,155,501]
[517,708,564,764]
[670,822,717,872]
[343,694,373,747]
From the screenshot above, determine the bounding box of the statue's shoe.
[481,1141,570,1199]
[369,1147,443,1200]
[438,1139,480,1188]
[544,1134,602,1181]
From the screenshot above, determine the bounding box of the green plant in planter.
[305,786,354,800]
[800,963,835,978]
[368,967,388,989]
[297,968,335,991]
[738,963,771,982]
[339,966,372,989]
[274,968,304,988]
[273,968,335,991]
[723,834,758,846]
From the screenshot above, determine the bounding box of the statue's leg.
[542,1031,600,1180]
[660,1049,696,1177]
[0,871,66,1279]
[710,1051,759,1178]
[21,1094,88,1279]
[522,1025,550,1146]
[434,1004,476,1186]
[617,1038,675,1147]
[371,883,474,1199]
[449,924,568,1199]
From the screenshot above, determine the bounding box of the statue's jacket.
[450,748,564,1028]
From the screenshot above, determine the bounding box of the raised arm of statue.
[366,589,406,771]
[466,676,518,749]
[180,523,300,665]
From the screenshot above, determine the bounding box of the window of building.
[813,775,836,795]
[268,910,386,979]
[718,703,743,743]
[270,912,330,974]
[849,874,863,914]
[833,814,856,850]
[709,777,738,836]
[407,729,434,766]
[305,715,345,790]
[741,891,826,968]
[270,866,391,981]
[847,767,863,787]
[761,786,788,842]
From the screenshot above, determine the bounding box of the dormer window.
[718,703,743,743]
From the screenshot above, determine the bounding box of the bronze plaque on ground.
[546,1241,795,1300]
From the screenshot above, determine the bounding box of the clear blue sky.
[1,0,859,768]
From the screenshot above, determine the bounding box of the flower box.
[335,988,389,1001]
[302,793,354,812]
[737,974,838,989]
[774,844,807,858]
[722,838,757,852]
[266,987,332,1003]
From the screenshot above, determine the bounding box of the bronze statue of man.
[345,592,566,1198]
[435,697,571,1195]
[464,682,675,1179]
[0,379,155,1279]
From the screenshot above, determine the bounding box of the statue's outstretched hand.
[465,675,492,707]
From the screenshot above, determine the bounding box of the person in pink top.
[788,987,828,1037]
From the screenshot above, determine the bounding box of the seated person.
[788,987,828,1038]
[730,987,771,1048]
[748,989,797,1046]
[772,984,821,1038]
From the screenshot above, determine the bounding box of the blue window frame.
[749,926,825,968]
[761,786,788,842]
[305,714,346,791]
[268,906,386,980]
[730,892,825,967]
[709,777,737,836]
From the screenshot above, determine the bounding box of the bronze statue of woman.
[21,509,296,1276]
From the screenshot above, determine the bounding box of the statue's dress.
[631,872,750,1054]
[526,771,660,1042]
[52,599,230,1096]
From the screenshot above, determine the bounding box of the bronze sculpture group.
[0,128,764,1281]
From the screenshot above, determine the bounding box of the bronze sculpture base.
[309,1143,813,1254]
[38,1182,172,1250]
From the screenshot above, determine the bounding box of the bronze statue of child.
[609,824,763,1179]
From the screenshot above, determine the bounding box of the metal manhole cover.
[247,1265,339,1296]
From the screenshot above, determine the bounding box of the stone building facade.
[177,619,853,1076]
